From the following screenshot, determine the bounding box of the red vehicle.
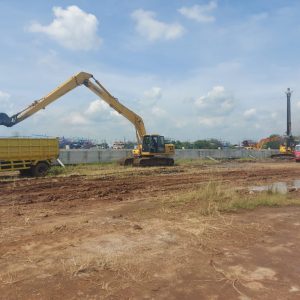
[294,145,300,162]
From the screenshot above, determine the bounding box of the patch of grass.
[228,191,299,211]
[176,158,219,166]
[47,162,129,177]
[47,162,187,178]
[61,252,149,285]
[162,182,300,216]
[235,157,257,162]
[48,166,66,176]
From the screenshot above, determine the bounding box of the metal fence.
[59,148,280,165]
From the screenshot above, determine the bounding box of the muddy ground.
[1,160,300,299]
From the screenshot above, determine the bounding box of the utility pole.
[286,88,292,138]
[285,88,295,150]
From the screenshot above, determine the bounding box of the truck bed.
[0,138,59,161]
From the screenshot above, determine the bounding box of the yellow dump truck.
[0,138,59,176]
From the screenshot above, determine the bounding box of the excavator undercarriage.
[122,156,174,167]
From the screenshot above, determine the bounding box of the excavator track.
[119,157,134,166]
[133,157,174,167]
[270,153,294,159]
[120,157,174,167]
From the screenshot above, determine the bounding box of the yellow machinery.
[279,144,293,155]
[255,136,281,150]
[0,138,59,176]
[251,136,294,158]
[243,137,281,150]
[0,72,175,166]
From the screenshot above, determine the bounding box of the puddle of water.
[270,182,288,194]
[293,180,300,189]
[250,179,300,194]
[250,186,269,192]
[250,182,288,194]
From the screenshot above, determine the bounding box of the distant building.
[112,141,125,149]
[59,137,96,149]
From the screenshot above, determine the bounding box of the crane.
[0,72,175,166]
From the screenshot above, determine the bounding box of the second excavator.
[0,72,175,166]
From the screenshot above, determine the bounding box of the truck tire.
[31,162,50,177]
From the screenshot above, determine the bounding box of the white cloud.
[188,86,238,129]
[143,87,162,100]
[174,119,188,129]
[85,100,121,119]
[131,9,185,41]
[62,112,90,125]
[110,110,121,118]
[28,5,101,50]
[243,108,256,118]
[0,91,10,103]
[195,86,235,114]
[85,99,109,115]
[0,91,14,114]
[198,116,224,127]
[62,98,123,126]
[250,12,268,22]
[178,1,217,23]
[271,112,278,119]
[151,106,166,117]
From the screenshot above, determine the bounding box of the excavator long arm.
[84,78,146,144]
[0,72,146,144]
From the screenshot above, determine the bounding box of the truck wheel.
[31,162,50,177]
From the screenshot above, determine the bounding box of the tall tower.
[286,88,292,137]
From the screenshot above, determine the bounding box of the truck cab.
[294,144,300,162]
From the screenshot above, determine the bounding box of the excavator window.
[142,135,165,153]
[142,136,151,152]
[157,136,165,153]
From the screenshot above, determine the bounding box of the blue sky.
[0,0,300,143]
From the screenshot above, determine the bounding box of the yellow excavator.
[0,72,175,166]
[249,136,294,158]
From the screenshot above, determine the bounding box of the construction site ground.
[1,159,300,299]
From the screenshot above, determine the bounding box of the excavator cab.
[142,135,165,153]
[129,134,174,166]
[126,134,174,166]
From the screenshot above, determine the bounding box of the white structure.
[112,141,125,149]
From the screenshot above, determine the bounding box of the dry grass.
[0,272,24,285]
[61,250,148,279]
[161,182,300,216]
[48,162,121,176]
[48,163,187,179]
[175,158,220,166]
[48,157,223,178]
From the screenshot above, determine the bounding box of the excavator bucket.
[0,113,13,127]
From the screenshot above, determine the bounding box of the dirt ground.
[1,160,300,299]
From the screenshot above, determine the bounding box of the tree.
[265,134,281,149]
[169,139,228,149]
[124,141,136,149]
[194,139,223,149]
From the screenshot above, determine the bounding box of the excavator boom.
[0,72,146,144]
[84,78,146,144]
[0,72,93,127]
